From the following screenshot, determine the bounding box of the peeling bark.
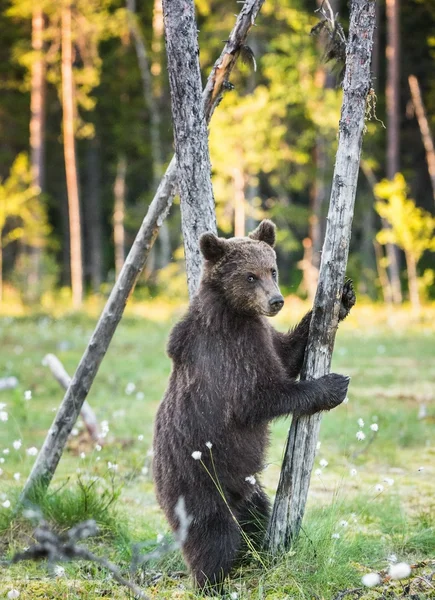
[266,0,376,553]
[20,0,265,502]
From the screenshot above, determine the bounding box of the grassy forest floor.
[0,299,434,599]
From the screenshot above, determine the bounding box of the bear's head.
[199,220,284,317]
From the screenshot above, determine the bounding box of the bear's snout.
[269,295,284,314]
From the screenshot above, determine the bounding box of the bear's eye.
[271,269,277,280]
[247,274,257,283]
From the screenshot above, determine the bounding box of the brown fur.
[153,220,355,592]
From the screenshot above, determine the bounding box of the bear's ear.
[199,232,227,263]
[248,219,276,247]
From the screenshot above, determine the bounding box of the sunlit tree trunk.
[113,155,127,279]
[385,0,402,304]
[61,3,83,308]
[28,5,47,299]
[0,243,3,304]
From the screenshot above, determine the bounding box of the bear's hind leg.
[182,513,241,593]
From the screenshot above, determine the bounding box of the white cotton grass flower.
[388,562,411,580]
[26,447,38,456]
[3,448,10,454]
[191,451,202,460]
[80,452,86,459]
[331,533,340,539]
[245,475,256,485]
[13,473,20,481]
[156,533,164,543]
[0,458,4,463]
[7,590,20,599]
[339,520,348,528]
[375,484,384,493]
[2,500,11,508]
[357,418,364,428]
[316,441,321,450]
[0,411,8,422]
[356,431,366,441]
[24,390,32,400]
[319,459,328,468]
[95,444,102,452]
[71,428,79,437]
[314,468,323,476]
[141,466,148,476]
[0,468,3,476]
[362,572,381,587]
[137,435,144,442]
[384,478,394,486]
[230,593,238,600]
[54,565,66,577]
[125,382,136,395]
[13,440,22,450]
[350,468,357,477]
[387,553,398,563]
[107,461,118,471]
[205,441,213,449]
[370,423,379,432]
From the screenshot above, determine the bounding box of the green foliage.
[375,173,435,262]
[0,153,49,249]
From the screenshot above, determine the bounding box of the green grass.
[0,303,434,599]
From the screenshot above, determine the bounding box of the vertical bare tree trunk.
[113,155,127,279]
[267,0,376,553]
[20,0,265,503]
[0,243,3,303]
[62,4,83,308]
[385,0,402,304]
[408,75,435,206]
[162,0,217,297]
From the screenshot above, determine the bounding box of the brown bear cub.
[153,220,355,591]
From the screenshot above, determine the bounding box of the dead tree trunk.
[266,0,376,553]
[43,354,101,442]
[162,0,216,297]
[20,0,265,503]
[408,75,435,207]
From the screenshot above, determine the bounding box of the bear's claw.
[339,278,356,321]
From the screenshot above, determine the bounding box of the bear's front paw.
[339,279,356,321]
[318,372,350,410]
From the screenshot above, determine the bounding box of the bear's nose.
[269,295,284,311]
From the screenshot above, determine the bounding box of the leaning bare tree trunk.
[266,0,376,553]
[162,0,216,297]
[20,0,265,504]
[408,75,435,207]
[385,0,402,304]
[43,354,101,442]
[62,3,83,308]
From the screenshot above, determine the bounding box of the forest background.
[1,0,435,311]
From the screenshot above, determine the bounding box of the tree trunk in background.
[28,5,47,298]
[0,243,3,303]
[408,75,435,207]
[405,251,420,314]
[267,0,376,553]
[61,4,83,308]
[162,0,217,297]
[85,138,103,291]
[113,155,127,279]
[385,0,402,304]
[127,0,171,270]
